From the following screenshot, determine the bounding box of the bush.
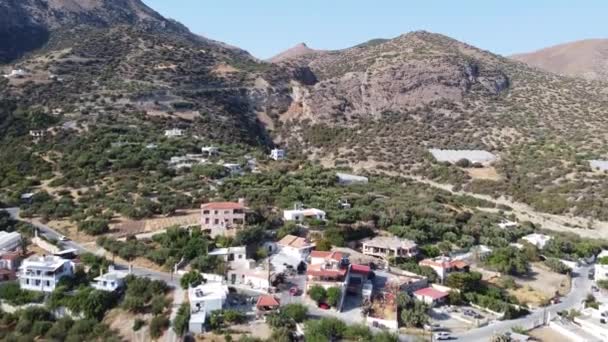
[281,303,308,323]
[308,285,327,303]
[172,303,190,336]
[149,315,170,339]
[326,287,342,307]
[544,258,571,274]
[0,282,44,305]
[78,219,109,235]
[133,318,146,331]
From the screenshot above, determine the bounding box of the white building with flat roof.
[283,208,326,222]
[336,172,369,185]
[522,233,553,249]
[270,149,286,161]
[92,266,128,292]
[188,282,229,333]
[18,255,73,292]
[164,128,184,137]
[208,246,247,263]
[0,231,21,252]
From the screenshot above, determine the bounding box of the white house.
[270,149,286,161]
[18,255,73,292]
[283,207,326,222]
[277,235,315,260]
[29,130,46,138]
[201,146,219,156]
[522,233,553,249]
[595,250,608,281]
[164,128,184,137]
[223,163,243,175]
[498,219,518,229]
[227,260,270,290]
[91,266,128,292]
[0,231,22,252]
[208,246,247,263]
[336,172,369,185]
[3,69,26,78]
[419,256,469,281]
[188,282,229,333]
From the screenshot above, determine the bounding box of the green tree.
[281,303,308,323]
[445,272,482,292]
[486,247,530,275]
[304,317,347,342]
[399,300,430,328]
[149,315,170,339]
[172,303,190,336]
[180,271,204,289]
[326,287,342,307]
[308,285,327,303]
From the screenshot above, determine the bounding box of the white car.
[434,332,451,340]
[58,235,70,241]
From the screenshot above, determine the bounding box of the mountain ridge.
[511,38,608,81]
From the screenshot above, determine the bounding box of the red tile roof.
[278,235,313,249]
[201,202,246,210]
[306,264,347,278]
[414,287,449,300]
[350,264,371,274]
[310,250,343,261]
[256,295,280,308]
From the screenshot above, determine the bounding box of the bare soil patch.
[466,167,502,181]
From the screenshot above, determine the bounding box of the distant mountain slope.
[268,42,321,63]
[511,39,608,81]
[0,0,192,62]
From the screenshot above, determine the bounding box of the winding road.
[2,208,183,342]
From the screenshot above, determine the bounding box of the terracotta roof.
[1,252,21,261]
[278,234,312,249]
[310,250,343,261]
[414,287,449,300]
[306,264,347,278]
[256,295,280,308]
[201,202,246,210]
[350,264,371,274]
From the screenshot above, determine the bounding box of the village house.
[29,130,45,138]
[18,255,74,292]
[91,265,128,292]
[413,286,451,307]
[188,282,229,333]
[223,163,243,175]
[201,146,219,156]
[164,128,184,137]
[306,259,349,291]
[208,246,247,263]
[227,259,271,290]
[362,236,418,259]
[522,233,553,249]
[419,256,469,281]
[309,250,345,266]
[277,234,315,260]
[0,231,22,252]
[0,252,21,282]
[201,200,248,238]
[595,250,608,281]
[270,148,286,161]
[498,219,518,229]
[336,172,369,185]
[256,294,280,317]
[3,69,27,78]
[377,269,428,294]
[283,206,326,222]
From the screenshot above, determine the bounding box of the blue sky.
[143,0,608,59]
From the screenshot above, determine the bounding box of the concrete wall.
[32,237,60,254]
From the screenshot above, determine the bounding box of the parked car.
[289,286,300,296]
[318,303,330,310]
[434,332,451,340]
[58,235,69,241]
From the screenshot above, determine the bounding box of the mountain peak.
[269,42,318,63]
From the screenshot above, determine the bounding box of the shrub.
[326,287,342,307]
[308,285,327,304]
[544,258,571,274]
[281,303,308,323]
[149,315,170,339]
[133,318,146,331]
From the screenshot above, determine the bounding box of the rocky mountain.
[268,42,320,63]
[3,1,608,221]
[511,39,608,81]
[0,0,197,62]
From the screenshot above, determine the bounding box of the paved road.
[3,207,183,341]
[450,264,593,341]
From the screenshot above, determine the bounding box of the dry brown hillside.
[511,39,608,81]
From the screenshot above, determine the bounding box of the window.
[224,210,230,214]
[214,210,219,214]
[46,281,50,286]
[205,218,210,224]
[203,210,210,214]
[214,219,219,225]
